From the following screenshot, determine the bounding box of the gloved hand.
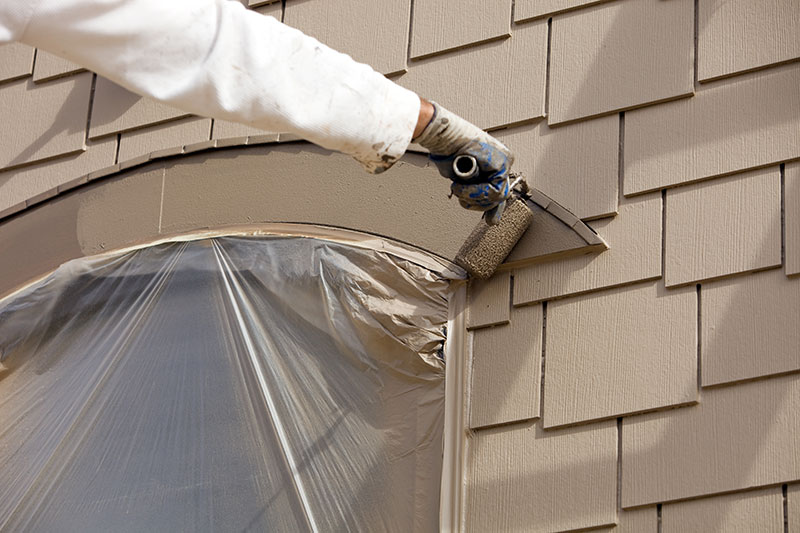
[413,102,514,224]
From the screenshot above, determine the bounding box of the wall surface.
[1,0,800,531]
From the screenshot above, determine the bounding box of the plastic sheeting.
[0,236,453,532]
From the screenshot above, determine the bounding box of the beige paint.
[409,0,510,59]
[496,115,619,220]
[466,272,510,330]
[702,268,800,386]
[622,372,800,507]
[549,0,694,125]
[698,0,800,81]
[466,419,617,532]
[0,74,91,170]
[0,143,597,300]
[625,62,800,195]
[503,202,595,265]
[90,76,188,138]
[514,192,662,305]
[545,281,697,427]
[790,484,800,533]
[0,43,34,83]
[661,487,784,533]
[469,303,542,428]
[515,0,611,21]
[788,162,800,276]
[398,20,547,130]
[284,0,410,75]
[665,167,781,287]
[32,51,84,83]
[118,118,212,162]
[0,137,117,213]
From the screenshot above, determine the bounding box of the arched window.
[0,234,462,532]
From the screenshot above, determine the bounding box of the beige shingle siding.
[624,63,800,196]
[89,77,189,139]
[466,272,510,330]
[32,51,84,83]
[544,281,697,428]
[698,0,800,82]
[117,117,212,163]
[466,419,617,533]
[398,20,547,129]
[661,487,785,533]
[664,167,781,286]
[284,0,411,75]
[469,304,543,429]
[495,114,619,220]
[0,137,116,213]
[622,373,800,507]
[409,0,511,59]
[0,43,34,83]
[514,193,662,305]
[548,0,694,125]
[514,0,612,22]
[0,73,91,170]
[701,269,800,387]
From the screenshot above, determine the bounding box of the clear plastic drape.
[0,236,452,532]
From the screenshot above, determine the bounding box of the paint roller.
[450,155,534,280]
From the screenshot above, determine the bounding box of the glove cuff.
[413,102,483,156]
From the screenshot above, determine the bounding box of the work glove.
[413,102,514,225]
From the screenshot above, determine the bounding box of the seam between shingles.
[693,0,699,87]
[85,73,97,144]
[661,189,667,280]
[617,417,623,512]
[545,17,552,118]
[781,163,786,267]
[696,283,702,393]
[618,112,625,202]
[113,133,121,165]
[539,301,547,420]
[406,0,415,62]
[783,484,789,533]
[657,503,663,533]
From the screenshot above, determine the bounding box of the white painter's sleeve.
[4,0,420,173]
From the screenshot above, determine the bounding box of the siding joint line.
[616,417,623,512]
[696,284,702,392]
[693,0,699,87]
[661,189,667,280]
[406,0,415,63]
[781,163,786,267]
[539,301,547,420]
[783,484,789,533]
[544,17,553,118]
[657,503,662,533]
[113,133,121,165]
[280,0,286,23]
[85,73,97,144]
[618,112,625,203]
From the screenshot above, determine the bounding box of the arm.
[11,0,420,173]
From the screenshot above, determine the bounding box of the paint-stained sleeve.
[7,0,420,173]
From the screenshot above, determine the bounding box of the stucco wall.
[1,0,800,531]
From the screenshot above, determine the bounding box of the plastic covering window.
[0,236,453,532]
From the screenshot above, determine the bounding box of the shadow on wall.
[470,0,794,528]
[5,77,93,170]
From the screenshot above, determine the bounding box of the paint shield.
[0,236,451,532]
